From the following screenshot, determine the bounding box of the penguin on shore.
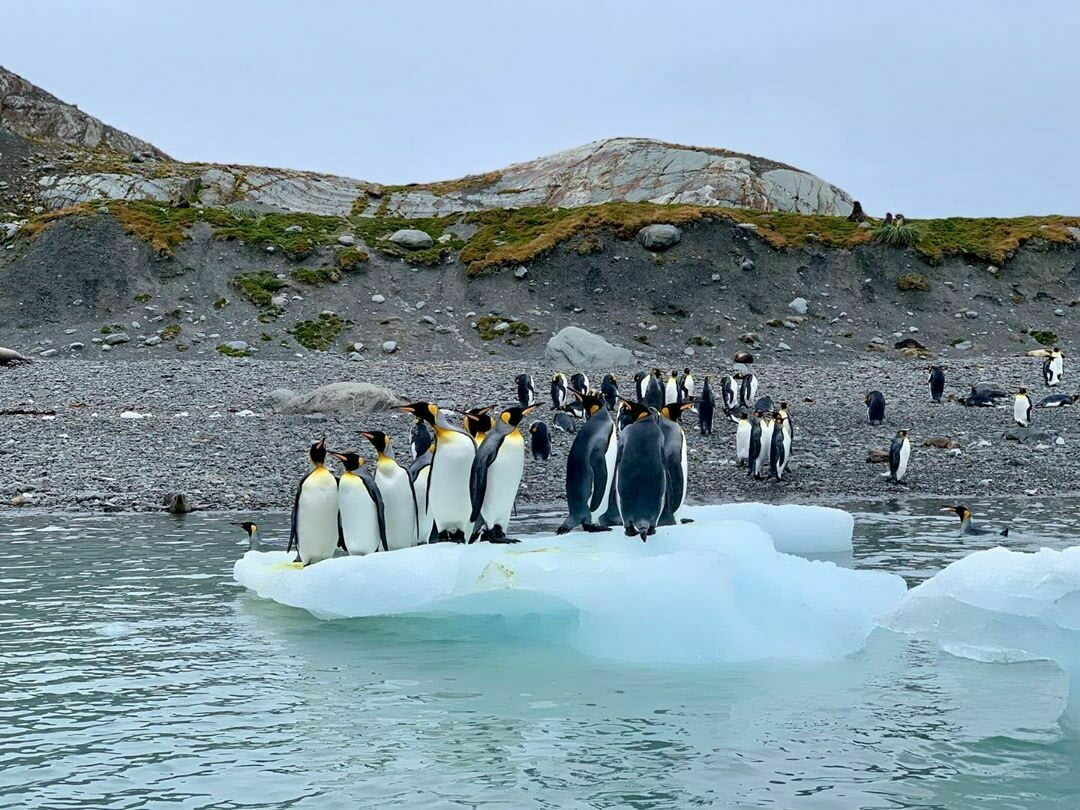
[1013,388,1032,427]
[770,413,789,481]
[360,431,417,551]
[1036,393,1079,408]
[617,400,667,540]
[928,366,946,403]
[553,409,578,434]
[329,450,387,555]
[463,406,495,443]
[399,402,477,543]
[1044,347,1064,387]
[941,505,1010,537]
[469,405,537,542]
[739,373,759,409]
[720,375,738,414]
[601,374,619,410]
[658,402,694,525]
[551,373,569,409]
[410,419,432,461]
[570,372,590,397]
[516,373,536,407]
[409,448,435,545]
[698,376,716,436]
[529,421,551,460]
[888,429,910,483]
[866,391,886,425]
[289,439,340,566]
[735,410,752,466]
[678,368,695,402]
[644,369,665,409]
[557,391,618,534]
[664,370,680,405]
[634,371,647,402]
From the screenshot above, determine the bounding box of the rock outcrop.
[545,326,634,368]
[277,382,403,414]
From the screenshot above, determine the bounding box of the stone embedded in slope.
[277,382,402,414]
[388,229,434,250]
[637,224,682,250]
[545,326,634,368]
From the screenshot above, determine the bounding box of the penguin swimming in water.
[770,413,789,481]
[928,365,946,403]
[735,411,752,466]
[664,370,680,405]
[1013,388,1032,427]
[658,402,694,525]
[550,373,569,409]
[360,431,417,551]
[1036,392,1079,408]
[720,375,738,414]
[399,402,477,543]
[644,369,665,410]
[235,521,266,551]
[679,368,695,402]
[553,409,578,434]
[409,449,435,545]
[570,372,590,397]
[463,406,495,443]
[529,420,551,460]
[469,405,537,543]
[941,505,1010,537]
[329,450,387,555]
[888,429,910,483]
[697,376,716,436]
[289,439,340,566]
[516,373,536,407]
[557,391,618,534]
[866,391,886,425]
[601,374,619,411]
[616,400,667,540]
[410,419,432,461]
[739,373,759,409]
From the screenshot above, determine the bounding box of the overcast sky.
[2,1,1076,217]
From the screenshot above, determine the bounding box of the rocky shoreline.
[0,355,1077,515]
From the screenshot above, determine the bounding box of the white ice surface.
[682,503,854,554]
[234,516,904,664]
[884,544,1080,728]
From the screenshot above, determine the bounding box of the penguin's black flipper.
[1000,528,1010,537]
[359,471,388,552]
[468,432,505,523]
[288,472,307,554]
[585,425,614,513]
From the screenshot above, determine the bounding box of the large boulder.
[545,326,634,368]
[637,224,682,251]
[277,382,403,414]
[388,229,434,250]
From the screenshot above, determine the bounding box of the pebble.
[382,341,398,353]
[104,333,131,346]
[371,295,386,304]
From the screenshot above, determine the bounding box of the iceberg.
[884,544,1080,729]
[682,502,854,554]
[235,515,905,664]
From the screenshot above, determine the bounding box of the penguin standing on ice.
[289,439,340,566]
[360,431,417,551]
[664,370,681,405]
[1014,388,1033,427]
[928,366,946,403]
[720,375,738,414]
[736,411,752,466]
[770,413,789,481]
[469,405,537,542]
[529,421,551,460]
[551,373,569,409]
[941,505,1009,536]
[678,368,695,402]
[888,429,911,483]
[658,402,694,525]
[739,373,759,409]
[409,448,435,545]
[557,391,618,534]
[516,373,536,407]
[329,450,387,555]
[698,376,715,436]
[601,374,619,410]
[617,400,667,541]
[644,369,665,409]
[866,391,886,425]
[399,402,477,543]
[410,419,432,461]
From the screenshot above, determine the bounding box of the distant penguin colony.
[248,337,1071,566]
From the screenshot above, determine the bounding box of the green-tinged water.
[2,500,1079,809]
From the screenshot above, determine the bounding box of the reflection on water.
[0,501,1078,809]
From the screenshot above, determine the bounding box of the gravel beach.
[1,355,1077,514]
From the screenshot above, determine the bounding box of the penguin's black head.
[942,504,971,521]
[551,373,565,385]
[1018,387,1027,395]
[652,368,663,378]
[779,401,789,411]
[864,394,871,405]
[501,404,538,427]
[330,450,363,471]
[618,397,652,422]
[633,371,644,383]
[516,373,528,384]
[399,402,437,424]
[683,367,691,375]
[603,373,617,385]
[360,431,390,454]
[660,401,694,422]
[463,406,494,437]
[571,389,606,415]
[235,521,258,536]
[309,438,327,465]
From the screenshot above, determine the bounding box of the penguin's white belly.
[895,442,910,481]
[482,434,525,529]
[758,425,774,469]
[1014,398,1029,425]
[590,424,619,522]
[429,433,476,533]
[783,428,792,467]
[675,434,688,514]
[338,474,380,555]
[747,378,758,403]
[413,464,433,543]
[736,423,750,461]
[376,463,417,551]
[296,469,339,565]
[665,381,679,404]
[1051,357,1063,384]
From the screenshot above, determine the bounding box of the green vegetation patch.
[291,266,341,285]
[874,222,921,248]
[896,273,930,292]
[212,210,343,260]
[213,297,229,309]
[688,336,714,347]
[475,315,533,341]
[216,343,252,358]
[160,324,181,341]
[1031,330,1058,346]
[232,270,288,307]
[289,312,346,351]
[133,292,153,303]
[335,247,369,271]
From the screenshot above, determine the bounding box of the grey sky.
[2,0,1076,217]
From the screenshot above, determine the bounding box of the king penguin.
[1013,388,1032,427]
[557,391,618,534]
[698,376,716,436]
[941,504,1009,536]
[360,431,417,551]
[463,406,495,444]
[866,391,886,426]
[289,438,340,566]
[634,370,647,402]
[469,405,537,542]
[928,365,946,403]
[235,521,266,551]
[888,429,911,483]
[601,374,619,410]
[720,375,738,414]
[735,410,752,466]
[516,373,536,407]
[644,370,665,410]
[664,370,680,405]
[617,400,667,541]
[551,373,569,409]
[658,402,694,525]
[570,372,590,397]
[753,411,774,480]
[408,448,435,544]
[399,403,477,543]
[410,418,432,461]
[329,450,387,555]
[1043,347,1065,387]
[739,373,759,409]
[679,368,695,402]
[529,420,551,460]
[770,413,789,481]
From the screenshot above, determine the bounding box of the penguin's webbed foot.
[679,518,694,524]
[583,523,611,533]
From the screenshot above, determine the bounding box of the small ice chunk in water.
[235,516,904,664]
[682,503,854,554]
[884,545,1080,730]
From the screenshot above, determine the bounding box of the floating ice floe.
[885,545,1080,729]
[682,502,854,554]
[234,515,904,664]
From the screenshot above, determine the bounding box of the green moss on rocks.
[160,324,181,341]
[897,273,930,292]
[291,266,341,285]
[133,292,152,303]
[1031,330,1058,346]
[289,312,346,351]
[232,271,288,307]
[213,297,229,309]
[335,247,369,271]
[216,343,252,358]
[475,315,533,341]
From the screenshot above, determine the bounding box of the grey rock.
[788,297,809,315]
[270,294,289,308]
[266,388,297,412]
[683,346,695,356]
[381,341,398,354]
[740,258,755,272]
[68,342,84,351]
[421,315,437,325]
[858,221,872,229]
[637,224,681,251]
[545,326,634,368]
[388,229,434,250]
[39,348,57,358]
[347,352,363,362]
[953,340,974,351]
[284,224,303,233]
[223,340,249,352]
[144,336,161,347]
[278,382,401,414]
[777,342,792,351]
[964,310,979,319]
[514,266,529,279]
[371,294,386,304]
[736,222,758,231]
[104,333,130,345]
[337,234,356,246]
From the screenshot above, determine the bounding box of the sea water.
[2,500,1079,809]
